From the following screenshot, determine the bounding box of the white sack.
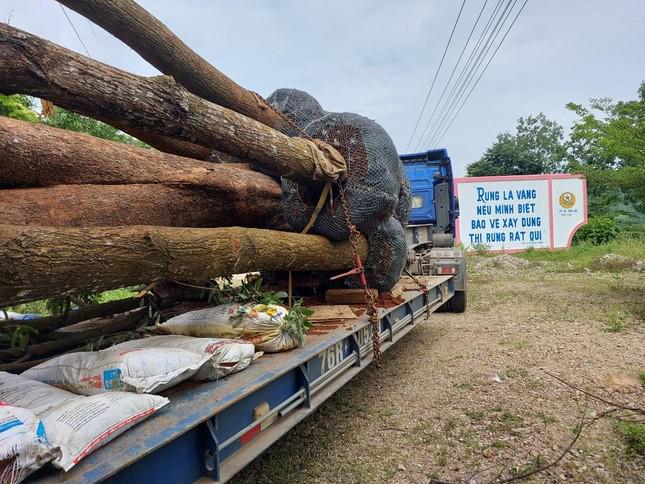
[159,303,300,352]
[0,403,51,483]
[110,335,258,379]
[0,372,167,471]
[22,347,210,395]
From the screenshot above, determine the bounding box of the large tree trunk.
[58,0,285,131]
[0,225,367,306]
[0,23,345,185]
[0,184,287,229]
[0,117,268,188]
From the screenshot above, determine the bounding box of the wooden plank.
[308,305,356,322]
[324,289,378,305]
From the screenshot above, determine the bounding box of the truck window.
[411,194,424,209]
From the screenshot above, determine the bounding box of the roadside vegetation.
[516,234,644,271]
[466,81,645,236]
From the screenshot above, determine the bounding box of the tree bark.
[0,297,142,333]
[0,225,368,306]
[0,23,345,184]
[0,184,288,229]
[0,309,145,362]
[0,117,270,188]
[57,0,285,131]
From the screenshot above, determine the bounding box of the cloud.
[3,0,644,175]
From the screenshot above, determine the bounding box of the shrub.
[618,421,645,456]
[574,216,619,245]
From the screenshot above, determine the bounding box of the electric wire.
[59,3,92,58]
[429,0,520,146]
[422,0,513,148]
[415,0,506,150]
[412,0,490,152]
[424,0,517,147]
[405,0,467,152]
[418,0,506,150]
[434,0,529,146]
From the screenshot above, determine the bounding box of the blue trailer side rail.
[34,276,454,483]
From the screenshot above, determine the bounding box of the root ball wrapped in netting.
[267,89,410,292]
[362,216,408,292]
[268,88,409,240]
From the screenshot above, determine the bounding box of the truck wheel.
[449,290,467,313]
[437,290,467,313]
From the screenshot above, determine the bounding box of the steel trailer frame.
[34,275,454,483]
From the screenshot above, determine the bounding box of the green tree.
[466,113,566,176]
[566,82,645,229]
[44,108,148,147]
[0,94,39,122]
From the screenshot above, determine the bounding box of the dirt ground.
[233,257,644,483]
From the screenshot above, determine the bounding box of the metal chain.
[337,182,382,367]
[257,91,381,365]
[403,268,432,318]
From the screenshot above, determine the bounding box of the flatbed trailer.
[32,275,454,483]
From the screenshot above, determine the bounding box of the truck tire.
[437,290,467,313]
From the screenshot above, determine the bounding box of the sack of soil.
[109,335,260,379]
[158,303,310,353]
[0,372,167,472]
[22,347,209,395]
[0,402,53,484]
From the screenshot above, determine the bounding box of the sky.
[3,0,645,176]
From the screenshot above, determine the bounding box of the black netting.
[267,88,410,292]
[395,175,411,226]
[363,217,408,292]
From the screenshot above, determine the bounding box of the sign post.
[454,174,587,252]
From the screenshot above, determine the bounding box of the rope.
[287,181,333,307]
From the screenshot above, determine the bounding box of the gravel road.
[234,257,644,483]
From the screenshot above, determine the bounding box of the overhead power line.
[405,0,466,152]
[412,0,510,146]
[434,0,529,146]
[413,0,491,151]
[59,3,92,58]
[422,0,515,149]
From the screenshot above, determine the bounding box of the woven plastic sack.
[22,347,210,395]
[0,403,51,484]
[0,372,167,472]
[159,303,300,353]
[110,335,259,379]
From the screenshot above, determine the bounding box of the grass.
[514,234,645,272]
[464,409,486,421]
[640,370,645,387]
[436,447,448,467]
[617,421,645,456]
[491,440,510,449]
[602,308,629,333]
[537,412,557,425]
[500,411,523,426]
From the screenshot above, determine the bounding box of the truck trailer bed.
[33,275,454,483]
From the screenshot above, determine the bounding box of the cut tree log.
[58,0,285,131]
[0,297,142,333]
[0,116,267,188]
[0,184,288,229]
[0,309,145,362]
[0,23,345,185]
[0,225,368,306]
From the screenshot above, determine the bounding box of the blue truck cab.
[401,149,467,312]
[401,148,460,243]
